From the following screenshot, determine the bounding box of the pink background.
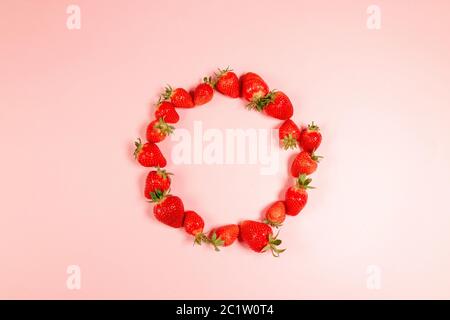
[1,0,450,299]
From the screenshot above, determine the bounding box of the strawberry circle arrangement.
[134,67,322,257]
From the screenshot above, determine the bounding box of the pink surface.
[1,0,450,299]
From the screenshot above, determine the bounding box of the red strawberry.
[162,85,194,108]
[279,119,301,149]
[144,168,172,199]
[291,151,322,177]
[300,122,322,152]
[155,101,179,124]
[215,67,240,98]
[134,138,167,167]
[285,174,313,216]
[184,211,208,245]
[240,72,264,83]
[193,77,214,105]
[208,224,239,251]
[146,118,174,143]
[264,201,286,228]
[251,91,293,120]
[240,72,269,102]
[150,190,185,228]
[240,220,285,257]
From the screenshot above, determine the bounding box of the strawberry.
[144,168,172,199]
[146,118,174,143]
[240,72,264,83]
[250,91,293,120]
[215,67,240,98]
[291,151,322,177]
[264,201,286,228]
[150,190,185,228]
[155,100,179,124]
[240,220,285,257]
[285,174,313,216]
[208,224,239,251]
[279,119,301,149]
[161,85,194,108]
[240,72,269,102]
[184,210,208,245]
[134,138,167,167]
[300,122,322,152]
[193,77,214,105]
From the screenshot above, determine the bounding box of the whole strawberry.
[184,210,208,245]
[285,174,313,216]
[264,201,286,228]
[146,118,174,143]
[300,122,322,152]
[240,72,269,102]
[208,224,239,251]
[162,85,194,108]
[240,220,285,257]
[250,91,293,120]
[291,151,322,177]
[155,100,179,124]
[215,67,240,98]
[279,119,301,149]
[144,168,172,199]
[151,190,185,228]
[193,77,214,105]
[134,138,167,167]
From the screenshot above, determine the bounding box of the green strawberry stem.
[149,189,170,203]
[263,219,283,228]
[154,118,175,136]
[133,138,143,159]
[296,174,315,189]
[215,66,232,78]
[161,85,173,101]
[208,231,225,252]
[203,76,215,87]
[311,153,324,162]
[262,231,286,257]
[308,121,320,131]
[156,167,173,179]
[282,134,298,150]
[193,232,209,246]
[247,90,277,112]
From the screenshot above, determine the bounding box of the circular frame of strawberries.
[134,67,323,257]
